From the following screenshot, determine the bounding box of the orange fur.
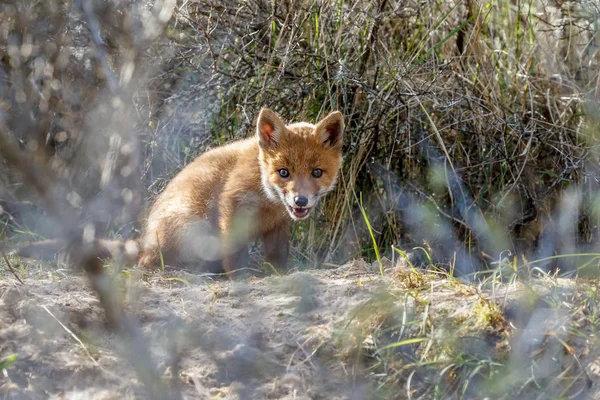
[138,108,344,272]
[16,109,344,274]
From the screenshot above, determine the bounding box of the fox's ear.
[257,108,285,148]
[316,111,344,149]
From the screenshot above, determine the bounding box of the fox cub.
[137,108,344,272]
[15,109,344,272]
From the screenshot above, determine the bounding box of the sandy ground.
[0,259,398,400]
[2,257,599,400]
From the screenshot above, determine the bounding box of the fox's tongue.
[292,207,310,218]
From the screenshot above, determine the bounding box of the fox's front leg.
[222,245,250,274]
[262,221,291,271]
[219,199,253,274]
[220,221,250,274]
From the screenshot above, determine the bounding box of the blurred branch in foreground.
[0,0,180,398]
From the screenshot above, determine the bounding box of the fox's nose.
[294,196,308,207]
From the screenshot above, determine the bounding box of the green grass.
[331,257,599,399]
[358,191,383,275]
[0,354,17,370]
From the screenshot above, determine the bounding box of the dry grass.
[144,0,600,273]
[1,0,600,399]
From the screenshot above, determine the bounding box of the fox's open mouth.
[288,205,311,219]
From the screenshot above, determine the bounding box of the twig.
[406,182,471,230]
[294,339,319,370]
[1,249,24,285]
[81,0,118,92]
[41,304,118,379]
[0,129,68,229]
[0,128,179,400]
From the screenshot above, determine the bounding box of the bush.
[1,0,599,275]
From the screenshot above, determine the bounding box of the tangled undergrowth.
[1,0,599,275]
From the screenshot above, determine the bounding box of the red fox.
[16,108,344,273]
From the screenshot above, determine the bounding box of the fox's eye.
[312,168,323,178]
[278,168,290,178]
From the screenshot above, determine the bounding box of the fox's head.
[257,108,344,221]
